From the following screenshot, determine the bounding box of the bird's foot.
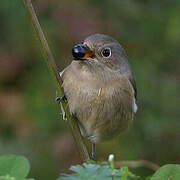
[90,143,96,161]
[55,93,67,104]
[90,154,95,161]
[55,92,67,120]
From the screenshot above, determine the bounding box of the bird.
[59,34,137,160]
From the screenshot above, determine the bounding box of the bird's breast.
[61,61,134,143]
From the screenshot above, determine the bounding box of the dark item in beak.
[72,44,86,60]
[72,44,96,60]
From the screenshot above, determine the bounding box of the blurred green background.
[0,0,180,179]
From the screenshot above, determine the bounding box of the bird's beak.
[72,44,96,60]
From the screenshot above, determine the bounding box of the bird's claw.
[55,92,67,120]
[55,94,67,104]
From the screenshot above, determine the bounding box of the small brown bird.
[59,34,137,159]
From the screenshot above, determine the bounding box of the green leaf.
[58,162,140,180]
[0,174,16,180]
[151,164,180,180]
[121,167,140,180]
[59,163,118,180]
[0,155,30,179]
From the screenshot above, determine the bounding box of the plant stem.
[104,160,160,171]
[22,0,90,162]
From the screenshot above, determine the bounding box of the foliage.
[58,161,180,180]
[0,154,180,180]
[151,164,180,180]
[58,162,139,180]
[0,155,34,180]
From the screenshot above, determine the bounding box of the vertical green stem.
[22,0,89,162]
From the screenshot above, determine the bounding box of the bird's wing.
[128,76,137,100]
[128,77,138,113]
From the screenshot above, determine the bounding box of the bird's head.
[72,34,130,72]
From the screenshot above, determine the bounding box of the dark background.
[0,0,180,179]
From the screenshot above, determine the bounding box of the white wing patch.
[59,69,65,77]
[133,98,138,113]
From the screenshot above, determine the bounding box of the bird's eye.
[102,48,111,58]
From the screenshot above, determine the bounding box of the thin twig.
[115,160,160,171]
[22,0,89,161]
[104,160,160,171]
